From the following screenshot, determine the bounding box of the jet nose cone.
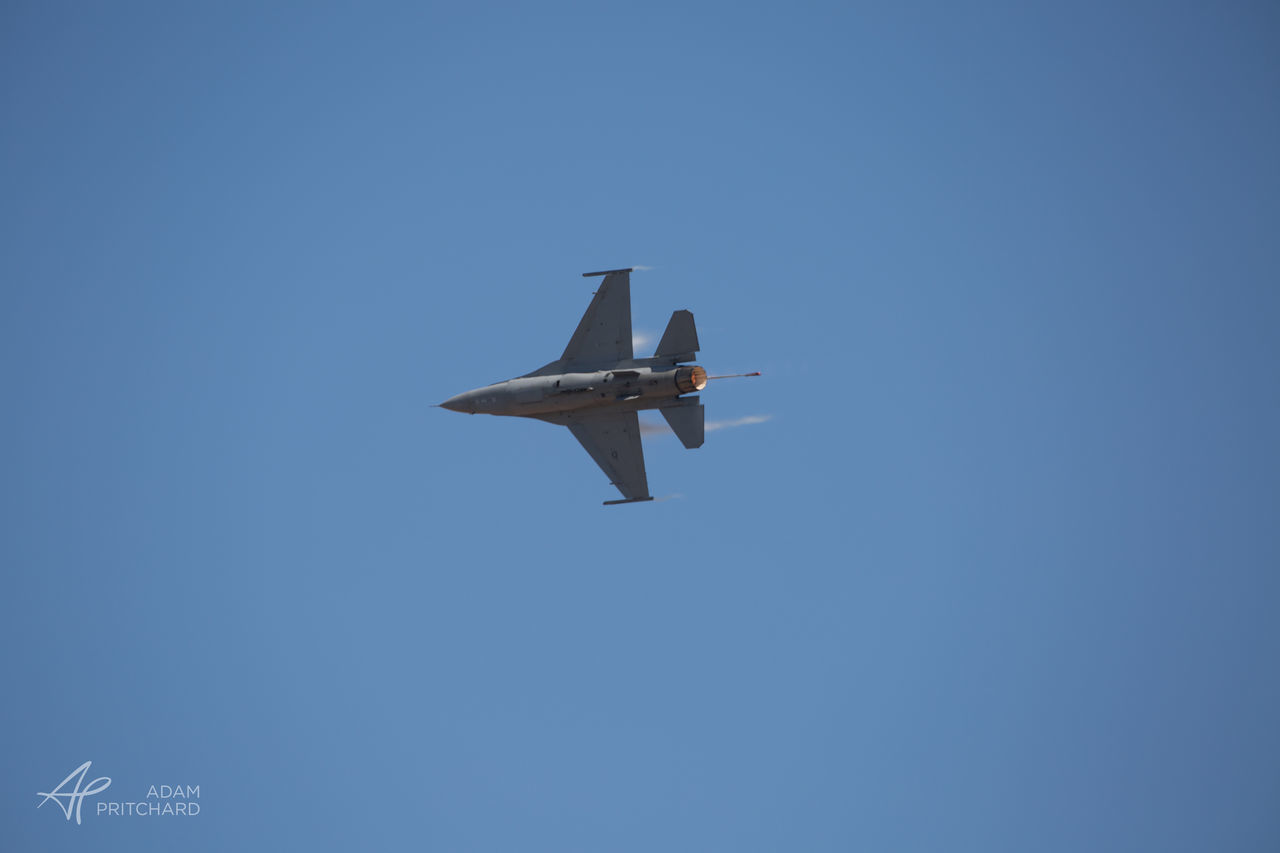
[440,392,473,413]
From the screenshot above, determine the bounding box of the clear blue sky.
[3,2,1278,850]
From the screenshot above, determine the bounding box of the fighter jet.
[438,268,758,504]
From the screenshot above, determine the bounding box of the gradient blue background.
[3,2,1278,850]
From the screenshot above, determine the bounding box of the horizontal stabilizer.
[654,310,699,362]
[660,398,704,449]
[603,497,655,506]
[583,267,634,277]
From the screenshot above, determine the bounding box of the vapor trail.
[706,414,772,431]
[640,413,772,436]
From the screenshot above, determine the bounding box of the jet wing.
[553,410,651,504]
[560,269,633,367]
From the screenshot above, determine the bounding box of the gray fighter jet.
[438,268,758,504]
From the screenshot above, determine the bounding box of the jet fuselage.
[441,364,707,417]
